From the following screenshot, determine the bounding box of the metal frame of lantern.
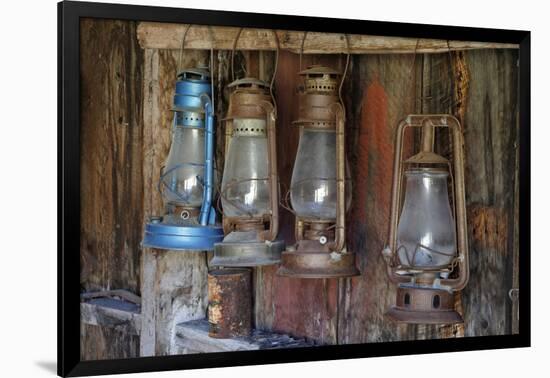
[210,77,284,266]
[277,66,359,278]
[142,67,224,251]
[382,114,469,324]
[210,28,284,267]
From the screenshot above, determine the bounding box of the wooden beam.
[81,298,141,336]
[137,22,518,54]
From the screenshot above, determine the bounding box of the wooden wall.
[80,19,143,360]
[80,19,519,359]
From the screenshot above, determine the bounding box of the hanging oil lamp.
[210,77,284,266]
[209,27,284,267]
[277,65,359,278]
[382,114,469,324]
[142,67,224,251]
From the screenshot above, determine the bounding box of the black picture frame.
[58,1,531,376]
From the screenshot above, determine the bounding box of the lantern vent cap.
[177,67,211,82]
[405,151,449,165]
[299,65,341,77]
[228,77,269,90]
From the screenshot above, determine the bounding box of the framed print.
[58,0,530,376]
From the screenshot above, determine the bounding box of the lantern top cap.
[228,77,269,90]
[177,67,211,82]
[405,151,449,165]
[299,65,341,76]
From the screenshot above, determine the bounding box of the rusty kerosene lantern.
[141,67,224,251]
[210,30,284,267]
[277,65,359,278]
[382,114,469,324]
[211,77,284,266]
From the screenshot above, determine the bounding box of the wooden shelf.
[175,319,316,354]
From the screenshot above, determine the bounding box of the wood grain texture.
[80,18,143,360]
[339,53,420,343]
[137,22,518,53]
[80,19,520,358]
[81,300,141,336]
[80,324,140,361]
[459,49,519,337]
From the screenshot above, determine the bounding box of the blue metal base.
[142,219,224,251]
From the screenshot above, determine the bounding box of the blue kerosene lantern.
[142,68,224,250]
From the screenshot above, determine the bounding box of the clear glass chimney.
[290,128,351,220]
[397,169,456,268]
[161,125,205,208]
[221,118,270,217]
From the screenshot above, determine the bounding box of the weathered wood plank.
[81,289,141,305]
[137,22,518,53]
[176,319,260,353]
[80,324,140,361]
[80,18,144,293]
[81,299,141,336]
[80,18,144,360]
[340,53,419,343]
[175,319,315,354]
[139,248,157,356]
[460,49,519,337]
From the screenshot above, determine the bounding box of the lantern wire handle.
[176,24,192,77]
[299,31,308,71]
[338,34,351,120]
[231,27,244,82]
[208,25,216,111]
[446,39,456,116]
[270,30,280,116]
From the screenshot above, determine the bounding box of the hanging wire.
[269,29,280,116]
[338,34,351,118]
[176,24,192,77]
[231,27,244,82]
[208,25,216,111]
[299,31,308,71]
[446,40,456,116]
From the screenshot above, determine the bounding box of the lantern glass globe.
[397,169,457,268]
[221,118,270,218]
[162,125,205,208]
[290,128,351,220]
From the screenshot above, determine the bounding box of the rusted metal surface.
[293,66,340,128]
[382,115,469,324]
[279,241,359,278]
[214,74,283,267]
[387,287,463,325]
[278,65,358,279]
[208,269,252,338]
[224,79,279,241]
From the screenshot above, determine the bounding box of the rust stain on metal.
[208,269,252,338]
